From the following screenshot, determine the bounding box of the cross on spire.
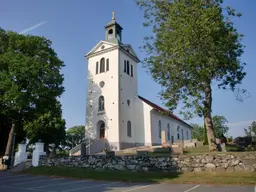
[112,11,115,20]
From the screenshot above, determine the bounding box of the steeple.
[105,12,123,44]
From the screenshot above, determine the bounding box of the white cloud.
[19,21,47,34]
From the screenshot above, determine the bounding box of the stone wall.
[39,153,256,172]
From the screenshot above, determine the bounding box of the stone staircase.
[70,138,111,156]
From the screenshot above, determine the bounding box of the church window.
[124,60,127,73]
[131,65,133,77]
[158,120,161,138]
[127,60,130,75]
[167,124,170,140]
[96,62,99,74]
[177,126,180,140]
[100,58,105,73]
[127,99,130,106]
[127,121,132,137]
[106,59,109,71]
[186,130,189,140]
[98,96,105,111]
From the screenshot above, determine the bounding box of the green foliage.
[0,28,65,149]
[227,136,233,143]
[190,123,204,141]
[212,115,229,138]
[137,0,246,151]
[244,121,256,137]
[65,125,85,149]
[137,0,246,118]
[24,101,66,147]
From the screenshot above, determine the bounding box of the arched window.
[186,130,189,140]
[96,62,99,74]
[106,59,109,71]
[98,96,104,111]
[158,120,161,138]
[177,126,180,140]
[181,129,184,141]
[131,65,133,77]
[124,60,127,72]
[167,124,170,140]
[127,121,132,137]
[100,58,105,73]
[127,60,130,75]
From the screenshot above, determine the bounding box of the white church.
[83,13,192,154]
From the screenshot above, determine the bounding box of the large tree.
[212,115,229,138]
[0,28,65,157]
[191,123,204,141]
[137,0,246,151]
[65,125,85,150]
[24,101,66,152]
[244,121,256,137]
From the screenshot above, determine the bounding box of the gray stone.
[194,167,203,172]
[114,164,125,170]
[243,165,255,172]
[230,159,240,166]
[205,163,216,170]
[216,167,225,172]
[234,166,244,171]
[38,152,256,173]
[181,167,194,172]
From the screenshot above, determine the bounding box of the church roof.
[138,95,192,128]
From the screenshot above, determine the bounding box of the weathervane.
[112,11,115,20]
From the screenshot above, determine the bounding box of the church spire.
[105,12,123,44]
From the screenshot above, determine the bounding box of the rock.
[193,167,203,172]
[127,165,136,170]
[243,165,255,172]
[38,152,256,173]
[230,159,240,166]
[216,167,225,172]
[113,164,125,170]
[181,167,194,172]
[234,166,244,171]
[205,163,216,170]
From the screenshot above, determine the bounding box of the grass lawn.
[22,166,256,185]
[113,144,255,157]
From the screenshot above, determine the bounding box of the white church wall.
[150,110,192,145]
[134,98,153,146]
[118,50,139,149]
[86,47,121,150]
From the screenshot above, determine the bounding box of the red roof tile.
[138,95,192,128]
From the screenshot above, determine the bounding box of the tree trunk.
[4,121,15,156]
[204,84,217,152]
[203,122,208,145]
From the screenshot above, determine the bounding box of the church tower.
[85,12,140,152]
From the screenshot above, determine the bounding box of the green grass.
[22,166,256,185]
[115,145,256,157]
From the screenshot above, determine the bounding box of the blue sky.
[1,0,255,138]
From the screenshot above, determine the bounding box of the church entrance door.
[97,120,105,138]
